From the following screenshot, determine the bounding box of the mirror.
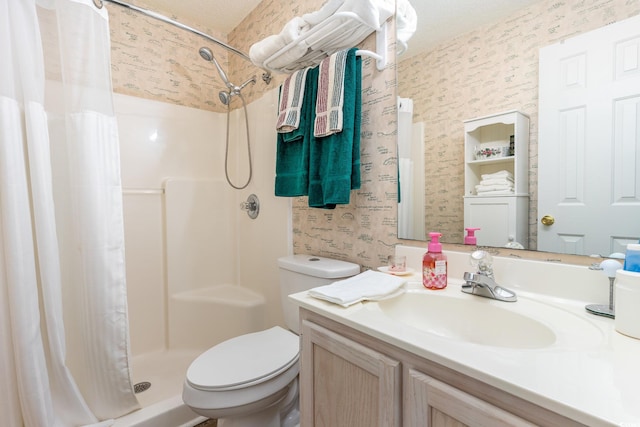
[396,0,640,255]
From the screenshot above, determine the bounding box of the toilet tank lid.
[278,254,360,279]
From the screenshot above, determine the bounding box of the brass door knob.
[541,215,555,226]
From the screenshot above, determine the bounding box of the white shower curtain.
[397,96,425,241]
[397,97,415,238]
[0,0,139,425]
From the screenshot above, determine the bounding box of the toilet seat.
[186,326,299,392]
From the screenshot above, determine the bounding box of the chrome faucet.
[462,272,517,302]
[461,250,517,302]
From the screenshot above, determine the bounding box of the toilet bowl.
[183,326,299,426]
[182,255,360,426]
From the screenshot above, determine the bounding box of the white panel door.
[538,15,640,256]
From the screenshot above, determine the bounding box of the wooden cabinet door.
[299,319,401,427]
[463,195,528,248]
[404,369,536,427]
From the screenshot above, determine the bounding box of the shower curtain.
[0,0,139,425]
[397,96,425,241]
[397,97,415,238]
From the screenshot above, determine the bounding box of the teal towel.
[275,67,318,197]
[351,52,362,191]
[308,48,361,209]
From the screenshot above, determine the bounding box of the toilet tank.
[278,254,360,333]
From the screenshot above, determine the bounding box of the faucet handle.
[599,259,622,278]
[470,250,494,279]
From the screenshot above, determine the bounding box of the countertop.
[290,271,640,426]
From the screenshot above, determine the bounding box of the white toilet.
[182,254,360,426]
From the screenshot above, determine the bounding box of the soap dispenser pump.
[464,227,480,245]
[423,232,447,290]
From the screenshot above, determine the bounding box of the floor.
[131,349,201,407]
[122,349,219,426]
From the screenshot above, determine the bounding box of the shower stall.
[104,0,293,418]
[105,1,292,422]
[112,90,290,425]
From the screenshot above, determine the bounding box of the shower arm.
[94,0,273,85]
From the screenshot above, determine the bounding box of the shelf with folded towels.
[467,157,514,166]
[259,11,388,73]
[463,111,530,249]
[463,111,530,197]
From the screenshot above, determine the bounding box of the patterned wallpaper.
[108,0,231,113]
[108,0,343,112]
[289,26,399,271]
[105,0,637,271]
[107,0,401,271]
[398,0,640,248]
[227,0,401,271]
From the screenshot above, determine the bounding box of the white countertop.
[290,268,640,426]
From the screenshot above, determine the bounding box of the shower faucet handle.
[240,194,260,219]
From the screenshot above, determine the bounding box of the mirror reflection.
[396,0,640,256]
[397,97,425,241]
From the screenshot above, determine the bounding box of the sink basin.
[376,291,559,349]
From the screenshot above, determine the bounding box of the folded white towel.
[475,183,514,192]
[250,34,286,67]
[250,20,310,69]
[302,0,344,26]
[281,17,309,44]
[337,0,395,29]
[303,0,394,28]
[480,177,513,186]
[302,0,393,50]
[396,0,417,48]
[308,270,406,307]
[252,0,394,72]
[481,170,513,180]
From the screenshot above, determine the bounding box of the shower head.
[219,91,231,105]
[198,46,213,61]
[199,46,233,89]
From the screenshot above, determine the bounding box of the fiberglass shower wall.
[116,93,236,355]
[117,88,291,356]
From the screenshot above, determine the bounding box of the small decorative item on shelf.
[475,146,504,160]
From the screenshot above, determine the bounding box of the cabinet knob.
[541,215,555,226]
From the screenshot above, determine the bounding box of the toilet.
[182,254,360,426]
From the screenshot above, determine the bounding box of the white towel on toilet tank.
[309,269,406,307]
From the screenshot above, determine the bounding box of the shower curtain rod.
[95,0,272,84]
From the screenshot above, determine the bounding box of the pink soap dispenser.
[464,227,480,245]
[423,232,447,290]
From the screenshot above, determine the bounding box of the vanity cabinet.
[299,317,402,427]
[405,369,535,427]
[463,195,529,248]
[463,111,530,248]
[299,308,582,427]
